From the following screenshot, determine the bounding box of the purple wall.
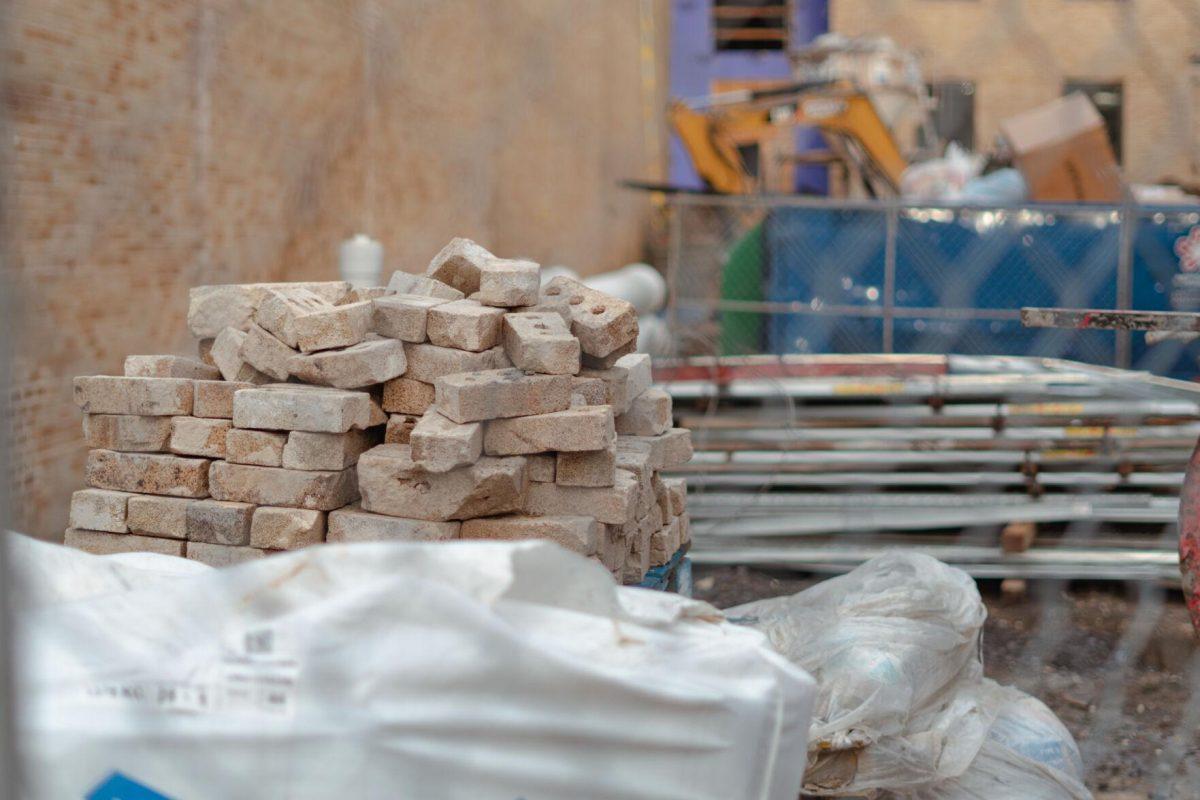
[669,0,829,193]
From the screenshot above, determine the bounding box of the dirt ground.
[694,565,1200,800]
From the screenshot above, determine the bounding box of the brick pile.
[65,238,692,582]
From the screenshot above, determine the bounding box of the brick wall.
[2,0,668,538]
[831,0,1200,185]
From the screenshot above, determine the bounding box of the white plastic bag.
[11,533,816,800]
[729,552,988,795]
[900,143,986,202]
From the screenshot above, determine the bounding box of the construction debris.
[67,238,690,583]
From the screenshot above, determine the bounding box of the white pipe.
[339,234,383,288]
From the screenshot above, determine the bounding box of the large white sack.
[11,533,815,800]
[728,552,988,795]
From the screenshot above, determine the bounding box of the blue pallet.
[635,547,693,596]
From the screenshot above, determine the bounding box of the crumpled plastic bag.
[900,143,986,202]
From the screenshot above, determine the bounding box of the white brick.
[232,384,372,433]
[69,489,132,533]
[410,411,482,472]
[327,504,461,542]
[288,336,407,389]
[250,507,326,550]
[169,416,231,459]
[373,294,450,341]
[124,355,220,380]
[477,258,540,307]
[74,376,194,416]
[435,368,572,423]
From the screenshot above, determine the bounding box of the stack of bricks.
[64,238,691,583]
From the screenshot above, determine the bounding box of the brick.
[169,416,231,459]
[250,507,325,550]
[555,446,616,487]
[86,450,210,498]
[69,488,132,533]
[461,515,599,554]
[226,428,287,467]
[65,529,185,557]
[402,342,510,383]
[74,376,194,416]
[209,461,358,511]
[124,355,220,380]
[288,336,407,388]
[527,453,556,482]
[197,338,216,366]
[233,384,372,433]
[435,368,572,423]
[664,477,687,515]
[382,376,436,414]
[614,353,652,403]
[652,473,670,526]
[343,286,390,303]
[570,376,608,406]
[503,312,580,374]
[484,406,615,455]
[541,276,638,358]
[615,439,654,483]
[358,444,527,521]
[656,428,694,469]
[83,414,173,452]
[385,271,464,300]
[517,294,572,326]
[255,287,333,348]
[581,338,637,370]
[598,526,627,573]
[186,542,268,567]
[425,237,494,295]
[185,499,254,546]
[126,495,191,539]
[293,300,374,353]
[678,513,691,545]
[525,472,638,525]
[426,299,505,352]
[576,366,631,414]
[327,504,460,542]
[372,293,450,341]
[477,258,540,307]
[193,380,254,419]
[615,387,672,436]
[410,411,483,472]
[188,282,351,338]
[367,392,389,427]
[385,414,419,444]
[623,530,652,583]
[283,429,378,471]
[210,328,271,384]
[241,322,299,381]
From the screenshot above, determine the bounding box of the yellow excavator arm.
[669,82,908,195]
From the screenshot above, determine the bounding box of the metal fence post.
[666,198,682,357]
[1116,202,1135,369]
[883,203,898,354]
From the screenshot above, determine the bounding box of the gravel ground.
[693,565,1200,799]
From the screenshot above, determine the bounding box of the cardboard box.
[1000,92,1123,203]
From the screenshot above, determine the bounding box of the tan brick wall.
[831,0,1200,184]
[3,0,667,538]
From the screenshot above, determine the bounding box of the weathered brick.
[69,488,132,533]
[208,461,358,511]
[241,322,298,381]
[620,428,693,470]
[664,477,687,515]
[385,414,419,444]
[527,453,557,482]
[358,444,527,521]
[386,270,464,300]
[615,386,672,436]
[484,406,615,455]
[410,411,482,472]
[186,542,268,567]
[226,428,287,467]
[372,293,450,341]
[598,525,627,573]
[576,366,631,414]
[288,336,407,388]
[435,368,572,423]
[124,355,220,381]
[426,237,494,295]
[210,328,271,384]
[126,495,191,539]
[327,503,460,542]
[86,450,210,498]
[74,376,194,416]
[402,342,511,383]
[293,300,374,353]
[570,376,608,406]
[250,507,325,550]
[83,414,174,452]
[193,380,254,419]
[502,312,580,374]
[255,287,333,348]
[460,514,599,554]
[232,385,373,433]
[343,286,390,303]
[185,499,255,546]
[581,338,636,370]
[477,258,540,307]
[524,470,638,525]
[188,282,351,339]
[614,353,652,403]
[541,276,638,358]
[381,376,436,414]
[65,529,184,557]
[555,446,616,487]
[426,299,505,352]
[283,429,378,471]
[169,416,231,459]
